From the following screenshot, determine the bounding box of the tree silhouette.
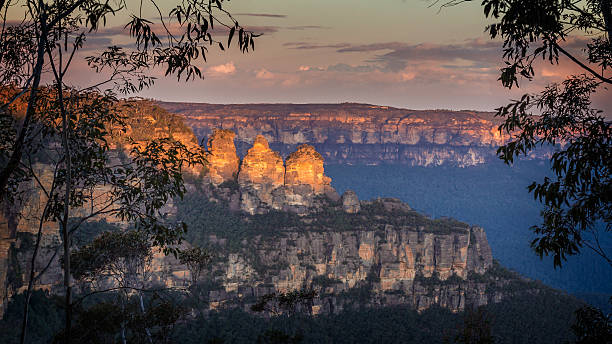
[436,0,611,268]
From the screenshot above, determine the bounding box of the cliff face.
[285,145,331,193]
[191,223,494,314]
[238,135,285,187]
[177,133,497,314]
[159,102,508,167]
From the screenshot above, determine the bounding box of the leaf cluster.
[481,0,612,88]
[496,74,611,267]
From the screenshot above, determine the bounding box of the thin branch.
[554,42,612,85]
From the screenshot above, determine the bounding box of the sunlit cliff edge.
[158,102,519,167]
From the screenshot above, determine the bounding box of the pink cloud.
[209,62,236,75]
[256,69,275,79]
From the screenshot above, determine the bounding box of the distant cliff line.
[157,102,521,167]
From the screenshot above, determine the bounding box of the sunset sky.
[18,0,612,112]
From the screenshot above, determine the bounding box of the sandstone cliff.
[157,195,499,314]
[238,135,285,187]
[158,102,509,167]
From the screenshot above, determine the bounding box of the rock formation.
[285,144,331,193]
[341,190,360,213]
[237,135,285,214]
[205,129,240,185]
[0,105,508,318]
[237,135,284,187]
[200,133,340,215]
[190,223,496,314]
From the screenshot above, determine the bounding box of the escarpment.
[159,102,512,167]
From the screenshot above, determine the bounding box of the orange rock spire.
[238,135,284,187]
[205,129,240,185]
[284,144,331,193]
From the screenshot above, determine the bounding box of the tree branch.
[554,42,612,85]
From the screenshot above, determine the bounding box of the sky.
[13,0,612,112]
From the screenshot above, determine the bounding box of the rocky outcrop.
[238,135,285,187]
[341,190,360,213]
[158,102,514,167]
[285,145,331,193]
[202,133,340,215]
[0,102,508,318]
[237,135,286,214]
[205,129,240,185]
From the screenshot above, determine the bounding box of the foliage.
[454,307,495,344]
[70,230,152,285]
[495,75,611,267]
[171,290,583,344]
[0,291,64,344]
[0,87,206,344]
[251,289,318,317]
[256,330,303,344]
[178,246,212,287]
[311,275,342,289]
[56,293,186,344]
[472,0,612,268]
[571,304,612,344]
[177,186,470,258]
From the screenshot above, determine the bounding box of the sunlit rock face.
[205,129,240,185]
[204,132,340,215]
[158,102,518,167]
[238,135,284,187]
[285,144,331,193]
[238,135,285,214]
[280,144,339,213]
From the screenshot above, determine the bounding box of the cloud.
[235,13,287,18]
[299,65,325,72]
[335,39,501,72]
[256,68,275,79]
[400,69,416,81]
[327,63,380,73]
[286,25,330,30]
[79,37,114,51]
[209,62,236,75]
[336,42,407,53]
[283,42,350,50]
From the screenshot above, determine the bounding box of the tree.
[437,0,612,268]
[571,303,612,344]
[251,289,318,317]
[3,88,205,343]
[454,307,495,344]
[0,0,258,200]
[69,230,186,343]
[178,246,212,288]
[0,1,259,343]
